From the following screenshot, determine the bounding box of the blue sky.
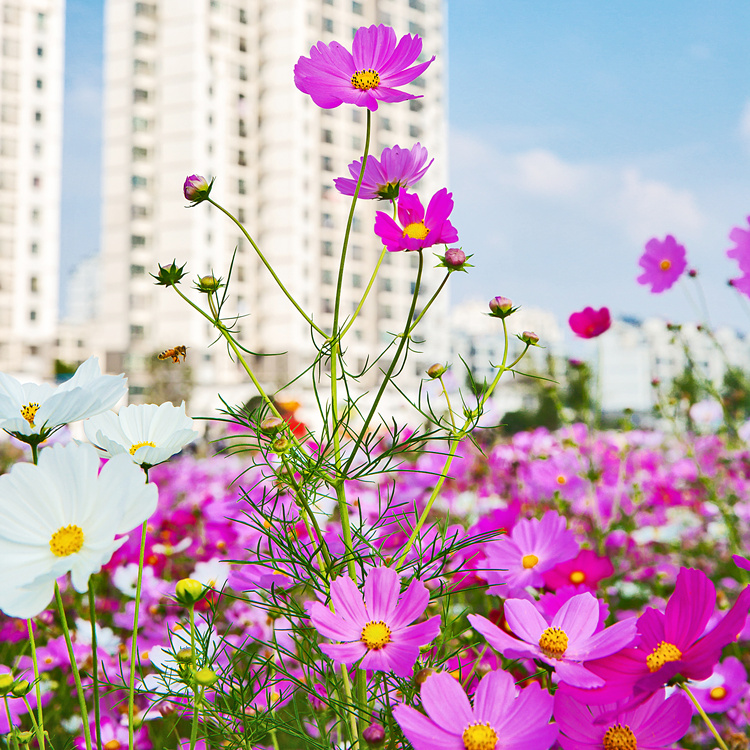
[62,1,750,330]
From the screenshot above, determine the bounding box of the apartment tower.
[0,1,63,378]
[98,0,448,418]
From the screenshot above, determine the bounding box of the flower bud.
[488,296,516,318]
[16,731,33,745]
[363,723,386,747]
[195,668,219,687]
[0,673,13,696]
[10,679,30,697]
[414,667,435,686]
[519,331,540,346]
[688,268,697,277]
[175,648,194,664]
[152,260,187,287]
[271,436,290,454]
[260,417,285,434]
[426,363,447,379]
[183,174,214,205]
[195,275,224,293]
[175,578,207,607]
[444,247,466,268]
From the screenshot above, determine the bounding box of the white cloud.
[514,149,590,196]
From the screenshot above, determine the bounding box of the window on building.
[29,310,37,322]
[324,0,334,4]
[36,46,43,57]
[239,65,247,80]
[352,1,363,14]
[321,213,334,228]
[321,129,333,144]
[30,277,38,293]
[321,185,333,199]
[130,264,145,276]
[134,59,152,74]
[35,78,43,90]
[237,207,246,222]
[408,22,425,36]
[352,217,362,232]
[0,138,16,156]
[239,8,247,23]
[322,18,334,32]
[352,273,362,288]
[34,110,42,123]
[2,6,20,24]
[352,245,362,260]
[322,240,334,256]
[351,135,362,149]
[383,305,392,319]
[410,254,419,268]
[321,269,333,284]
[321,156,333,171]
[410,281,417,294]
[239,37,247,52]
[2,39,19,57]
[36,12,45,30]
[134,1,156,16]
[131,175,148,189]
[132,146,148,160]
[409,99,423,112]
[133,117,150,131]
[409,0,426,10]
[238,179,246,194]
[238,150,247,166]
[381,277,392,292]
[133,88,149,102]
[238,119,247,137]
[378,11,391,24]
[409,125,422,138]
[352,109,363,123]
[411,76,425,88]
[131,205,149,218]
[31,208,41,224]
[134,30,154,44]
[32,175,41,188]
[30,242,39,255]
[1,106,18,124]
[131,235,146,247]
[33,142,42,156]
[380,117,391,131]
[322,298,333,313]
[130,325,144,339]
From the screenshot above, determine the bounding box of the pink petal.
[378,33,422,78]
[551,593,599,642]
[330,575,367,625]
[573,617,638,661]
[361,641,418,677]
[664,568,715,648]
[320,640,367,666]
[389,578,429,629]
[392,615,441,647]
[424,188,453,229]
[364,566,400,621]
[392,704,463,750]
[504,598,548,643]
[555,659,605,688]
[308,602,361,642]
[472,669,515,726]
[468,613,539,660]
[420,672,474,733]
[626,691,692,746]
[493,682,556,742]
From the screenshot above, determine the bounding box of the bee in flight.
[158,345,188,364]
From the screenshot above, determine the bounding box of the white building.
[94,0,448,420]
[0,1,64,379]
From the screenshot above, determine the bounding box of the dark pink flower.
[374,188,458,252]
[568,307,611,339]
[555,688,692,750]
[687,656,749,714]
[307,566,440,678]
[393,670,558,750]
[469,592,637,689]
[334,143,433,200]
[294,25,434,111]
[543,549,614,591]
[637,235,687,293]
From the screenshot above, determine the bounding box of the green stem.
[407,271,450,332]
[339,244,388,339]
[128,519,148,749]
[54,582,92,750]
[21,696,41,735]
[189,605,200,750]
[30,443,38,465]
[4,696,20,750]
[682,684,729,750]
[438,374,457,432]
[206,198,325,336]
[339,665,360,749]
[87,581,102,750]
[26,620,45,750]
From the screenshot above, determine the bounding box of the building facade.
[0,1,64,379]
[95,0,448,419]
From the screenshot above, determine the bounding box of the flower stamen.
[462,722,498,750]
[602,723,637,750]
[360,620,391,650]
[709,686,727,701]
[402,221,430,240]
[646,641,682,672]
[351,68,380,90]
[521,554,539,569]
[130,440,156,455]
[50,524,84,557]
[20,402,40,428]
[569,570,586,584]
[659,259,671,271]
[538,626,568,659]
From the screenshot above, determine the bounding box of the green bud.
[0,673,14,696]
[175,578,207,607]
[271,436,290,454]
[195,668,219,687]
[414,667,435,686]
[426,363,447,379]
[16,731,33,745]
[260,416,285,434]
[518,330,540,346]
[151,260,188,287]
[194,274,224,293]
[175,648,194,664]
[10,679,30,697]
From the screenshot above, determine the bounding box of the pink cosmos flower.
[393,670,558,750]
[183,174,213,204]
[374,188,458,252]
[307,566,440,678]
[568,307,611,339]
[555,688,692,750]
[687,656,749,714]
[334,143,433,200]
[480,510,579,595]
[469,592,637,688]
[727,216,750,272]
[294,25,434,111]
[637,235,687,293]
[542,549,615,591]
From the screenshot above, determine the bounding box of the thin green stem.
[4,696,20,750]
[438,374,457,432]
[682,684,729,750]
[87,581,102,750]
[30,443,38,465]
[189,605,200,750]
[206,198,325,336]
[339,244,388,339]
[21,696,41,735]
[54,582,92,750]
[128,519,148,749]
[407,271,450,332]
[26,620,45,750]
[339,664,360,749]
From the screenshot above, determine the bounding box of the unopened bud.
[488,296,515,318]
[363,723,386,746]
[175,578,207,607]
[271,436,290,454]
[444,248,466,268]
[520,331,539,345]
[176,648,194,664]
[0,673,13,696]
[426,363,447,379]
[414,667,435,686]
[688,268,697,277]
[10,680,30,698]
[195,668,219,687]
[260,417,285,434]
[183,174,214,204]
[196,275,223,293]
[16,731,33,745]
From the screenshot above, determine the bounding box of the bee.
[158,345,188,364]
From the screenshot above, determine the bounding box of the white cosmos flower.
[84,402,198,467]
[0,357,127,442]
[0,442,158,618]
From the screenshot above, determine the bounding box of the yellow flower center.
[602,724,637,750]
[402,221,430,240]
[709,686,727,701]
[129,440,156,455]
[538,626,568,659]
[20,402,40,428]
[646,641,682,673]
[462,722,498,750]
[556,475,567,485]
[521,554,539,569]
[350,68,380,90]
[659,259,671,271]
[360,620,391,650]
[49,524,84,557]
[104,741,121,750]
[569,570,586,584]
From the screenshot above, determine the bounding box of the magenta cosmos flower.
[307,566,440,678]
[567,567,750,704]
[334,143,433,200]
[637,235,687,293]
[555,688,692,750]
[727,217,750,295]
[374,188,458,252]
[687,656,749,714]
[469,592,637,688]
[542,549,614,591]
[480,510,579,595]
[393,670,557,750]
[294,25,434,111]
[568,307,611,339]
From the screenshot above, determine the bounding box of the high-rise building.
[0,1,64,378]
[95,0,448,418]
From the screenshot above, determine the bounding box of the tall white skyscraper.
[97,0,448,417]
[0,1,64,377]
